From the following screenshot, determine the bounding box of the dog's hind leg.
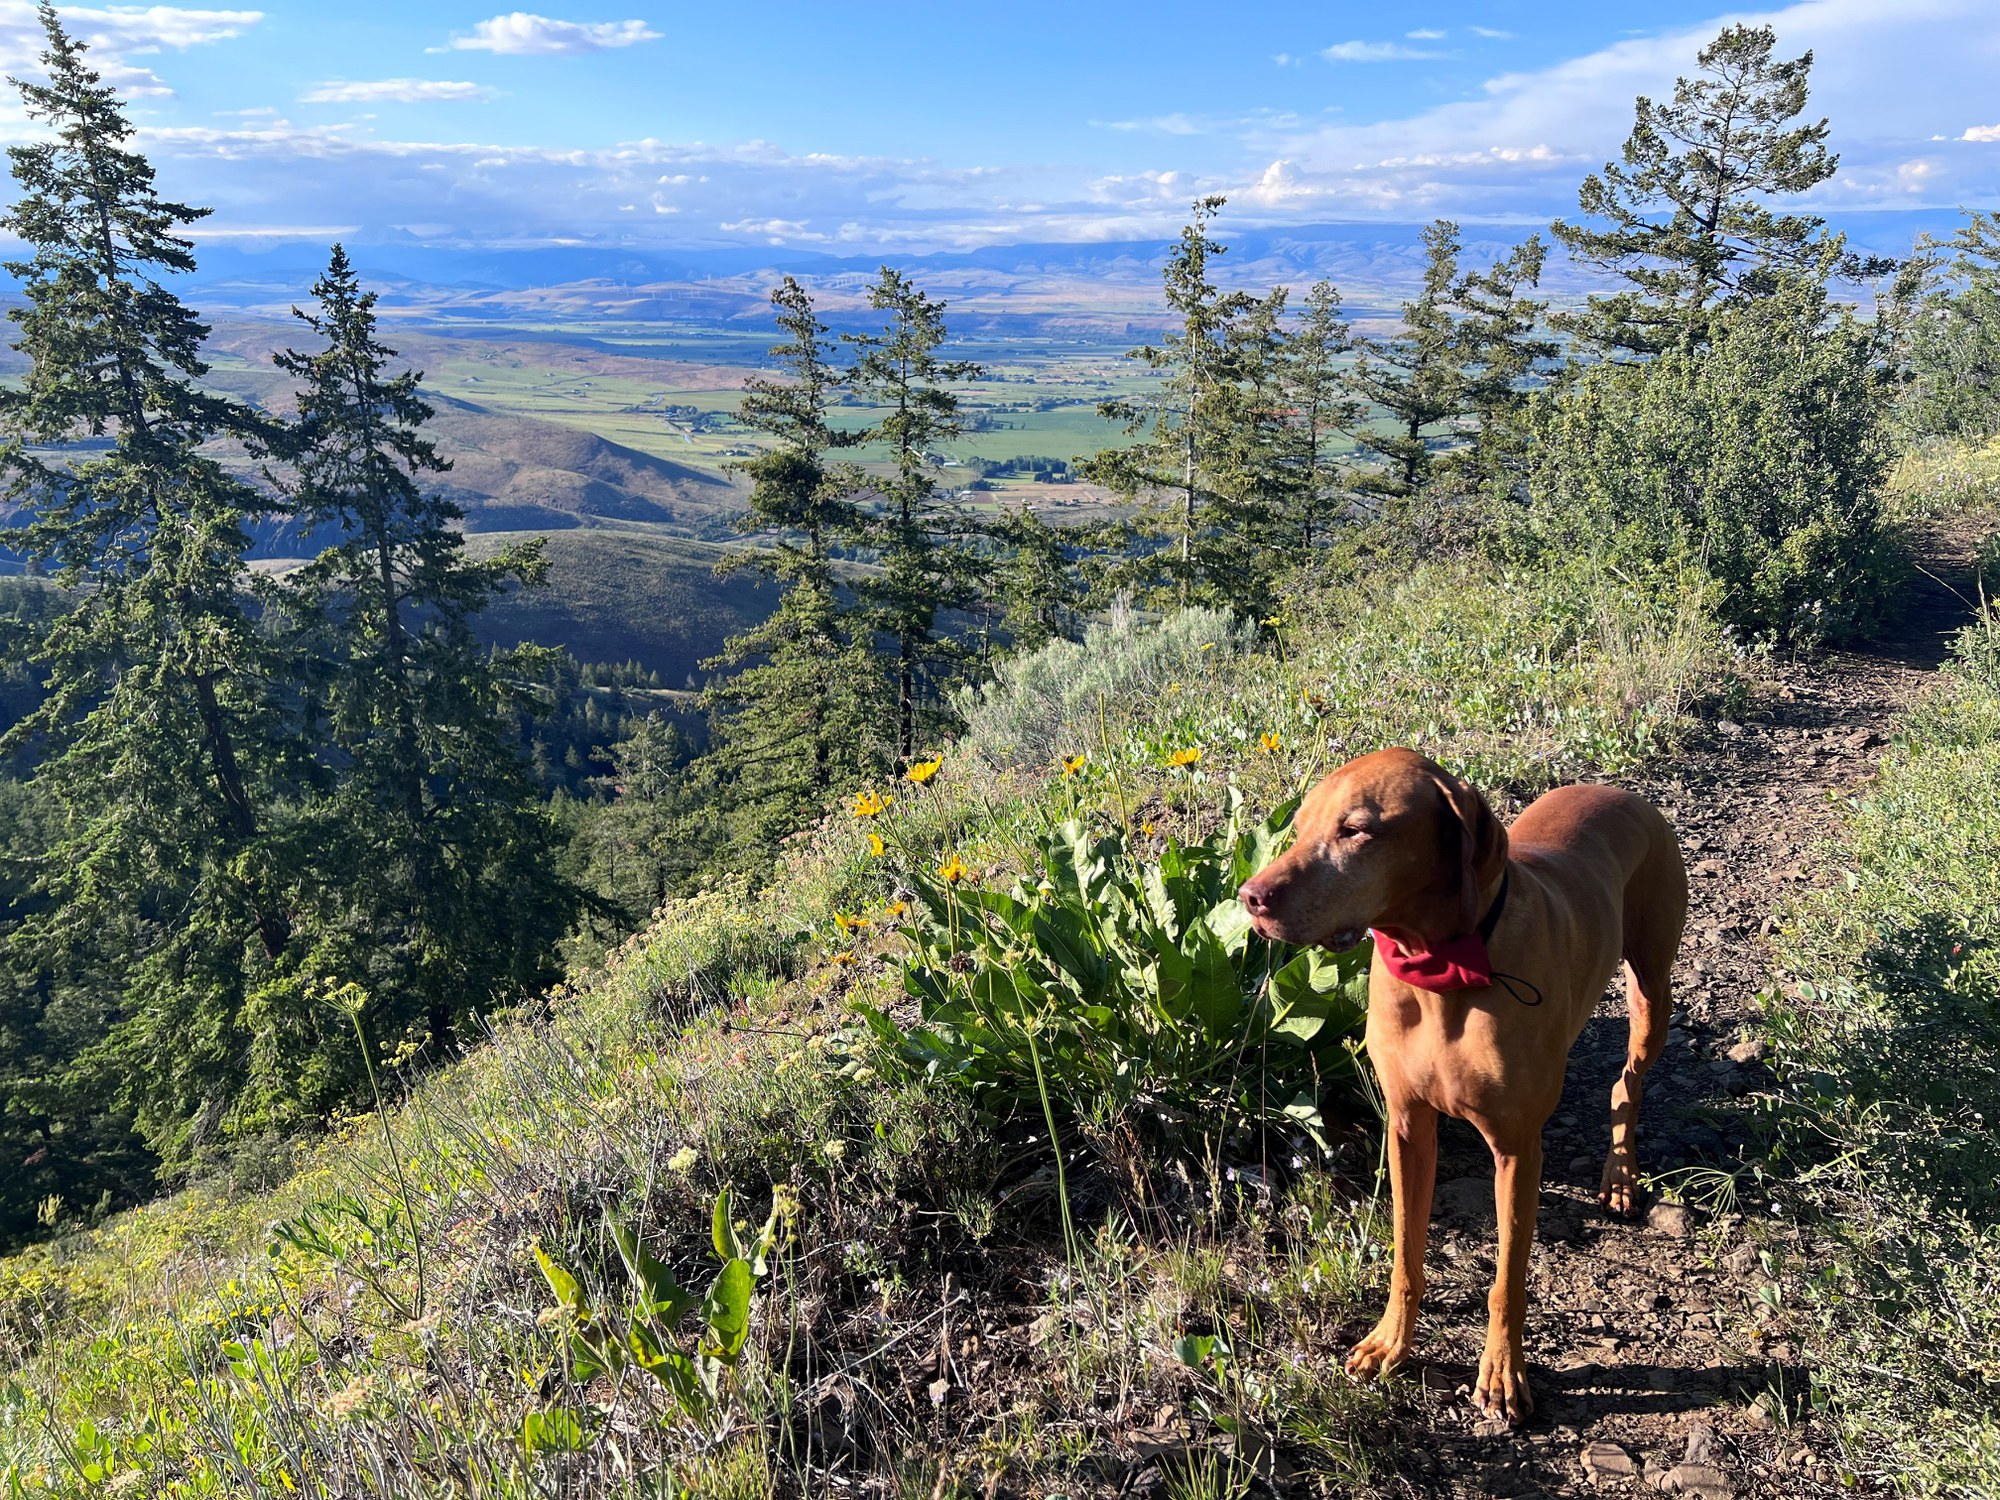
[1600,877,1684,1217]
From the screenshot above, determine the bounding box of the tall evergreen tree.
[262,245,575,1105]
[1087,195,1255,607]
[1348,223,1552,510]
[1347,222,1466,507]
[1274,280,1364,553]
[1898,211,2000,440]
[845,267,984,762]
[984,504,1084,654]
[1551,24,1882,355]
[1447,235,1555,490]
[0,6,297,1163]
[704,278,883,855]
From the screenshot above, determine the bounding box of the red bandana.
[1370,928,1495,992]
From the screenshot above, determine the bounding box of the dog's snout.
[1238,877,1272,916]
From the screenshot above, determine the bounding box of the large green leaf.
[701,1258,755,1360]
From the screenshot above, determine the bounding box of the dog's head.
[1237,748,1507,952]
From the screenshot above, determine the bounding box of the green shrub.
[954,605,1255,770]
[855,794,1369,1151]
[1528,277,1902,644]
[1763,605,2000,1493]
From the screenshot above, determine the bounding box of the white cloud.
[445,12,659,56]
[1963,124,2000,143]
[1470,26,1514,40]
[1322,39,1446,62]
[0,2,261,95]
[1406,28,1447,41]
[1272,51,1300,66]
[301,79,495,104]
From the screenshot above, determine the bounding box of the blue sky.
[1,1,1996,250]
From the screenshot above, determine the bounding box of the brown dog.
[1237,748,1687,1423]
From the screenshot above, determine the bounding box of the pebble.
[1724,1037,1766,1065]
[1648,1201,1692,1238]
[1581,1441,1639,1482]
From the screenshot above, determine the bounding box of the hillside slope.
[423,394,738,533]
[466,529,775,685]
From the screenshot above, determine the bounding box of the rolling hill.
[465,529,776,687]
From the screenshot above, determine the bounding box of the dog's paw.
[1345,1319,1413,1383]
[1598,1148,1643,1218]
[1473,1339,1535,1425]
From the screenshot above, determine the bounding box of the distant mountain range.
[177,210,1969,331]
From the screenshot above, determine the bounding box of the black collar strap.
[1475,866,1510,944]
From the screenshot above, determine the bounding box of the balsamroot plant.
[856,794,1369,1150]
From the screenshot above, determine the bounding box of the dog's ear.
[1429,769,1507,940]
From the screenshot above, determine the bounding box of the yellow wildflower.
[867,831,885,856]
[1061,752,1087,778]
[832,951,859,967]
[1259,731,1282,754]
[905,755,943,785]
[884,900,908,919]
[937,855,969,885]
[834,911,873,933]
[852,789,892,818]
[1166,746,1203,769]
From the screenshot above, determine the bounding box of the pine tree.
[1899,211,2000,440]
[263,245,574,1098]
[1447,235,1555,490]
[984,504,1084,653]
[845,267,984,762]
[1348,222,1465,507]
[1087,196,1254,607]
[0,6,296,1162]
[1551,24,1883,355]
[1275,280,1364,553]
[703,278,883,855]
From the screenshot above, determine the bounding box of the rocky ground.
[1383,553,1981,1499]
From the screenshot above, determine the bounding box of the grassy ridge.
[1762,603,2000,1496]
[0,557,1731,1496]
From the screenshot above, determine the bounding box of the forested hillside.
[1,9,1997,1498]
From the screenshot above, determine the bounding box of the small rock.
[1647,1201,1692,1238]
[1684,1422,1721,1465]
[1570,1154,1595,1175]
[1724,1037,1766,1065]
[1581,1441,1639,1482]
[1844,729,1880,750]
[1725,1243,1759,1278]
[1660,1460,1735,1499]
[1717,720,1744,737]
[1693,858,1725,877]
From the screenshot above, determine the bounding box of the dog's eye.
[1337,822,1370,841]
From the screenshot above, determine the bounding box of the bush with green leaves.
[1527,274,1902,644]
[953,605,1256,771]
[855,793,1369,1151]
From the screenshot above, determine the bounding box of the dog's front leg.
[1346,1097,1437,1381]
[1474,1134,1543,1423]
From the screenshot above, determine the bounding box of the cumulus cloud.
[301,79,495,104]
[445,12,659,55]
[0,2,261,96]
[1322,39,1446,62]
[1963,124,2000,142]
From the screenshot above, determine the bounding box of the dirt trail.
[1388,547,1981,1500]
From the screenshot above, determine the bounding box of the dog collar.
[1371,868,1510,993]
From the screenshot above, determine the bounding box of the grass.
[1758,600,2000,1497]
[0,557,1734,1497]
